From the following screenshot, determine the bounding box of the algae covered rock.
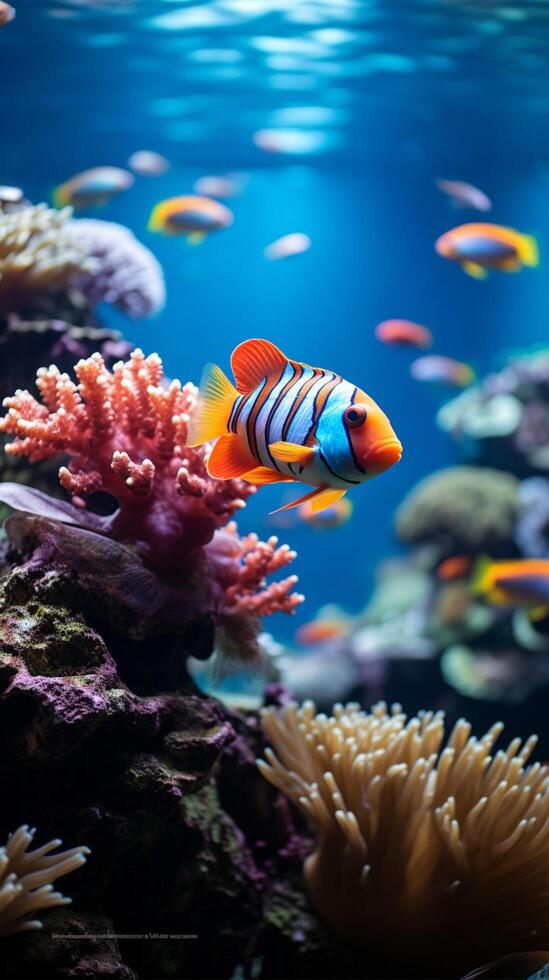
[0,563,316,979]
[395,466,519,556]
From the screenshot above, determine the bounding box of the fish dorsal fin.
[207,434,256,479]
[231,339,288,393]
[270,486,346,515]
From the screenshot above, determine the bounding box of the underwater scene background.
[3,1,549,979]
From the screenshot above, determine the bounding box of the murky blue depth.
[2,0,549,637]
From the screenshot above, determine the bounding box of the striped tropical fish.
[188,339,402,513]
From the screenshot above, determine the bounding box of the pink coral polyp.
[0,350,303,645]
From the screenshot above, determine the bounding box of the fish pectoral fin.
[270,486,346,515]
[268,441,316,465]
[187,363,238,446]
[187,231,207,245]
[241,466,295,485]
[462,261,487,279]
[207,434,256,479]
[231,339,288,393]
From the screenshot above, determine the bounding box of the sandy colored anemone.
[0,204,95,311]
[0,824,90,936]
[258,701,549,971]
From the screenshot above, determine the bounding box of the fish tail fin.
[187,363,238,447]
[462,261,487,279]
[470,556,491,596]
[147,202,169,232]
[519,234,539,268]
[52,186,68,209]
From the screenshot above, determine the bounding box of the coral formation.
[66,219,166,319]
[395,466,519,557]
[0,349,302,653]
[515,477,549,558]
[0,575,312,979]
[0,824,89,936]
[258,700,549,973]
[0,204,95,314]
[0,204,164,322]
[438,349,549,475]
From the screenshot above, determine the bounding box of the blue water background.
[2,0,549,639]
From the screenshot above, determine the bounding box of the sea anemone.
[0,824,90,936]
[0,349,303,653]
[0,204,95,314]
[66,218,166,319]
[258,700,549,973]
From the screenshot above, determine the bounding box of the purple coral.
[67,218,165,319]
[515,477,549,558]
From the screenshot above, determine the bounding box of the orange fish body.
[148,195,233,243]
[188,339,402,514]
[473,558,549,606]
[435,223,539,279]
[437,556,473,581]
[296,620,347,645]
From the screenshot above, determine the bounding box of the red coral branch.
[0,349,303,639]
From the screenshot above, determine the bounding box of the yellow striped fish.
[188,339,403,514]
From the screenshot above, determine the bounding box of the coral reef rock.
[66,218,166,319]
[438,350,549,476]
[0,204,95,315]
[395,466,519,558]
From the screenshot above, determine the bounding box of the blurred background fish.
[375,319,433,350]
[436,179,492,213]
[435,223,539,279]
[193,174,242,198]
[128,150,170,177]
[473,558,549,608]
[0,2,14,28]
[148,194,234,244]
[264,232,311,261]
[410,354,475,388]
[54,166,134,209]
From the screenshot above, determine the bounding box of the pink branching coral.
[0,349,303,652]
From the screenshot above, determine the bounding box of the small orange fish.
[437,556,473,581]
[296,619,346,645]
[375,319,433,350]
[435,222,539,279]
[188,338,402,515]
[148,195,233,245]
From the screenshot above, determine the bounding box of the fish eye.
[344,405,367,428]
